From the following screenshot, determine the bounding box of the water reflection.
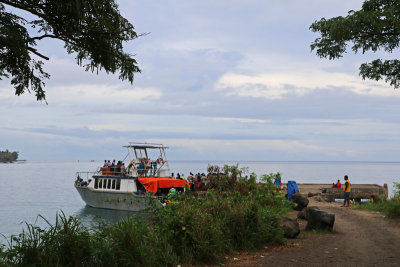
[74,205,153,228]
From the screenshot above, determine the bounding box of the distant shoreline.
[0,160,26,164]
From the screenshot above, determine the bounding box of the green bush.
[384,199,400,219]
[0,167,289,266]
[356,182,400,220]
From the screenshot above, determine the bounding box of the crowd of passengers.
[103,159,125,175]
[171,172,210,191]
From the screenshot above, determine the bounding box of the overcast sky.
[1,0,400,161]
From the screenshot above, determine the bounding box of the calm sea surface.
[1,160,399,243]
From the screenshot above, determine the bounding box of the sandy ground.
[220,197,400,267]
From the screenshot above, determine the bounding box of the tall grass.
[0,166,289,266]
[356,182,400,219]
[1,212,93,266]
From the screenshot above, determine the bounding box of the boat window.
[107,179,111,189]
[94,178,98,189]
[112,179,116,189]
[103,179,107,189]
[98,179,102,188]
[116,179,121,190]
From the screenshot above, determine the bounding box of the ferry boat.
[74,142,188,211]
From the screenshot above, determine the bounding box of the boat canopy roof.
[138,177,187,195]
[123,142,169,150]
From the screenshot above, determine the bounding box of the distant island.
[0,150,19,163]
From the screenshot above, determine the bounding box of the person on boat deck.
[187,173,194,190]
[120,162,125,175]
[195,173,201,190]
[103,160,107,167]
[201,173,207,185]
[110,159,116,174]
[107,160,112,167]
[187,172,194,183]
[151,160,157,170]
[180,173,185,180]
[80,178,87,186]
[116,161,123,174]
[204,175,209,186]
[171,172,174,178]
[176,173,180,179]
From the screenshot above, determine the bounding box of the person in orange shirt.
[341,175,351,207]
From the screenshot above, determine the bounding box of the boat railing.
[75,171,95,187]
[76,171,95,180]
[98,166,127,176]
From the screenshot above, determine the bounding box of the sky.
[1,0,400,161]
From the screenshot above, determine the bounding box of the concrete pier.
[283,183,388,202]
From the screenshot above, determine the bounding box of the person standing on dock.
[341,175,351,207]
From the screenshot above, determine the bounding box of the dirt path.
[222,199,400,267]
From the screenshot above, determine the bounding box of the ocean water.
[1,160,399,243]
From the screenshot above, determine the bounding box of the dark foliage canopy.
[310,0,400,88]
[0,0,141,101]
[0,149,18,162]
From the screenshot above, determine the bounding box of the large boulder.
[321,194,335,202]
[291,193,309,211]
[313,195,324,202]
[281,216,300,238]
[297,207,308,220]
[305,207,335,231]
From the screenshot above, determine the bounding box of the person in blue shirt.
[274,173,282,191]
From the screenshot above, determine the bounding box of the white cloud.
[215,69,398,99]
[210,117,267,124]
[47,84,162,104]
[150,138,326,154]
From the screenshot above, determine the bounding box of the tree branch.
[27,34,59,42]
[26,47,49,60]
[0,0,45,19]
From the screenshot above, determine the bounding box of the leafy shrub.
[356,182,400,220]
[0,167,289,266]
[384,199,400,219]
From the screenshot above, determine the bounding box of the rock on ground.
[290,193,309,211]
[305,206,335,231]
[281,216,300,238]
[297,207,307,220]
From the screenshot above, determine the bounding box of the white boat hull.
[75,185,163,212]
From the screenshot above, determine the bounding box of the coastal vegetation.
[0,150,18,163]
[0,166,290,266]
[355,182,400,220]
